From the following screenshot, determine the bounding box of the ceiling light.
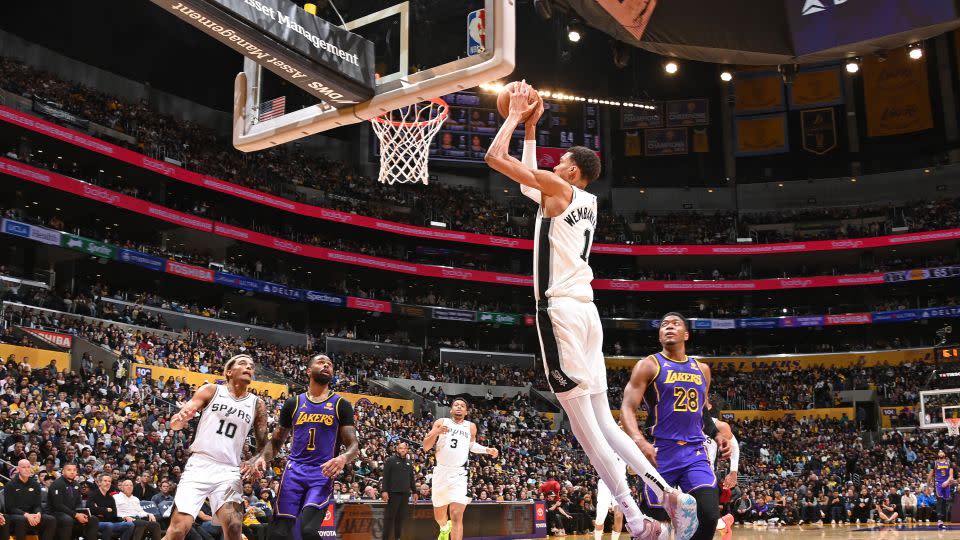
[567,19,584,43]
[720,71,733,82]
[908,43,923,60]
[845,58,861,74]
[664,60,678,75]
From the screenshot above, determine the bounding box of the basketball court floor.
[548,523,960,539]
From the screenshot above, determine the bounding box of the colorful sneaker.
[719,513,735,540]
[663,490,698,540]
[438,520,452,540]
[626,517,662,540]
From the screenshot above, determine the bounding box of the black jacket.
[3,475,43,514]
[88,488,120,522]
[382,455,415,493]
[47,477,84,515]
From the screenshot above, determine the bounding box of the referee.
[382,441,416,540]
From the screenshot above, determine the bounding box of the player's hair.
[661,312,689,330]
[568,146,601,183]
[224,354,254,379]
[307,353,331,369]
[452,397,470,408]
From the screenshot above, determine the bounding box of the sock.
[594,530,602,540]
[658,521,672,540]
[611,532,621,540]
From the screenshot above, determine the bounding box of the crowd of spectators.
[5,56,960,248]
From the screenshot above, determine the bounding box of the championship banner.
[665,99,709,126]
[734,73,785,114]
[644,128,688,156]
[692,128,709,153]
[788,68,843,109]
[800,107,837,155]
[735,113,788,156]
[863,50,934,137]
[621,103,663,129]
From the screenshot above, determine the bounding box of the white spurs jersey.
[435,418,473,467]
[533,187,597,303]
[189,385,258,467]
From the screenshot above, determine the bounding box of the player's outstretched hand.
[717,436,732,460]
[509,80,538,119]
[170,406,198,431]
[241,455,266,481]
[322,454,348,478]
[487,447,499,459]
[723,471,738,489]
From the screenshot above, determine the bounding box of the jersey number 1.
[216,420,237,438]
[580,229,593,262]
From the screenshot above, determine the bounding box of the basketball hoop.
[370,97,448,185]
[947,417,960,436]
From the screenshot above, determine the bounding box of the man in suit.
[48,463,99,540]
[4,459,57,540]
[381,441,417,540]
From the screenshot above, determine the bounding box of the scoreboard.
[373,90,602,164]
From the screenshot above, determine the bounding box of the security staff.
[381,441,417,540]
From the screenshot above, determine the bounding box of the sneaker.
[720,514,735,540]
[626,517,662,540]
[662,491,698,540]
[438,520,452,540]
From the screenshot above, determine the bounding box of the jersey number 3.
[673,387,700,413]
[580,229,593,262]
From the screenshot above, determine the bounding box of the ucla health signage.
[2,219,61,245]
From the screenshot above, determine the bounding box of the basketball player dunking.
[485,82,697,540]
[422,398,498,540]
[620,313,729,540]
[928,449,956,529]
[163,354,269,540]
[249,354,359,540]
[594,456,627,540]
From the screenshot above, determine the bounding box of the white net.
[370,98,448,185]
[947,418,960,436]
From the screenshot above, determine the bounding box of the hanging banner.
[735,113,789,156]
[863,50,934,137]
[621,103,663,129]
[801,107,837,155]
[665,99,709,126]
[692,128,710,153]
[644,128,688,156]
[788,68,843,109]
[595,0,658,40]
[734,73,785,114]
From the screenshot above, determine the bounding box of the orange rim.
[371,97,449,128]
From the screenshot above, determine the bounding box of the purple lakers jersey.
[286,393,344,466]
[643,353,707,443]
[935,459,952,487]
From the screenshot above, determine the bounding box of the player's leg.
[595,484,611,540]
[269,465,307,540]
[431,468,453,539]
[298,505,328,540]
[687,488,720,540]
[213,503,244,540]
[612,507,624,540]
[164,466,209,540]
[673,448,719,540]
[588,391,698,539]
[448,502,467,540]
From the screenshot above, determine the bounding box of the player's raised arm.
[485,82,571,200]
[620,356,659,466]
[170,384,217,430]
[321,398,359,478]
[519,98,544,203]
[422,419,447,451]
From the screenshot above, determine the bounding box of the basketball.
[496,82,542,123]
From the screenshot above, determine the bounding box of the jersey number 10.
[216,420,238,438]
